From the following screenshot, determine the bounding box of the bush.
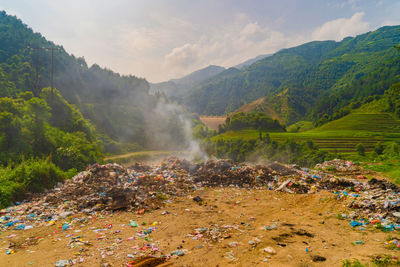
[0,158,71,208]
[374,142,384,155]
[355,143,365,156]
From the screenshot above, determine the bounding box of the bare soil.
[1,188,398,266]
[199,116,226,131]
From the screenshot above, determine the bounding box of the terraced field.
[315,113,400,132]
[211,113,400,153]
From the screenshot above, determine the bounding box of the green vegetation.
[0,11,201,208]
[204,133,332,166]
[287,121,313,132]
[211,112,400,154]
[201,112,328,165]
[182,26,400,127]
[219,112,285,132]
[341,259,368,267]
[315,113,400,132]
[364,160,400,185]
[0,88,102,208]
[356,143,366,156]
[0,158,72,208]
[342,255,400,267]
[0,11,192,154]
[0,88,102,169]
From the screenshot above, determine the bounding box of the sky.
[1,0,400,82]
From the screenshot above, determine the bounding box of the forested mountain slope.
[183,26,400,125]
[0,11,190,152]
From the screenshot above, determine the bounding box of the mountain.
[149,65,225,97]
[182,26,400,125]
[0,11,193,153]
[234,54,271,69]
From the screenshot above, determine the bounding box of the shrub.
[0,158,70,208]
[355,143,366,156]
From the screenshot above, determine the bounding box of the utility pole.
[51,47,54,95]
[32,47,41,97]
[30,46,58,98]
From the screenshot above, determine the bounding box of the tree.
[355,143,365,156]
[374,142,384,155]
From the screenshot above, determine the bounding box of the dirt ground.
[1,187,399,267]
[199,116,226,131]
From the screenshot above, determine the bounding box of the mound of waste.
[1,158,399,231]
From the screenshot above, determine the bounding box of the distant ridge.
[182,25,400,126]
[234,54,271,69]
[149,65,225,97]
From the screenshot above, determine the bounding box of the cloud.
[165,44,200,69]
[162,17,293,80]
[312,12,370,41]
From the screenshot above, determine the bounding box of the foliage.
[374,142,384,155]
[0,158,70,208]
[356,143,366,156]
[287,121,314,132]
[0,11,179,151]
[220,112,286,132]
[203,137,331,166]
[182,25,400,126]
[0,89,103,169]
[341,259,369,267]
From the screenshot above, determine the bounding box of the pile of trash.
[1,158,399,232]
[348,178,400,226]
[40,162,195,212]
[315,159,360,173]
[191,160,273,187]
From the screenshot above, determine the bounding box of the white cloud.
[312,12,370,41]
[162,17,294,80]
[165,44,200,69]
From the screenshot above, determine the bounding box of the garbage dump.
[1,158,399,232]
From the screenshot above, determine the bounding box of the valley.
[1,4,400,266]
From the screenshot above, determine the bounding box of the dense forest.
[181,26,400,125]
[0,11,191,154]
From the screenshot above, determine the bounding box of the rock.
[312,255,326,262]
[55,260,69,267]
[261,246,276,255]
[193,196,203,203]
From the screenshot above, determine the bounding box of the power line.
[28,46,60,97]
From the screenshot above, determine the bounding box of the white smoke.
[148,97,207,161]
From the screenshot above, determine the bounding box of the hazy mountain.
[150,65,225,97]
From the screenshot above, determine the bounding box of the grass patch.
[363,161,400,184]
[315,113,400,133]
[341,259,369,267]
[210,113,400,155]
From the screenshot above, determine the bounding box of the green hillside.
[212,112,400,153]
[182,26,400,125]
[0,11,192,153]
[314,113,400,132]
